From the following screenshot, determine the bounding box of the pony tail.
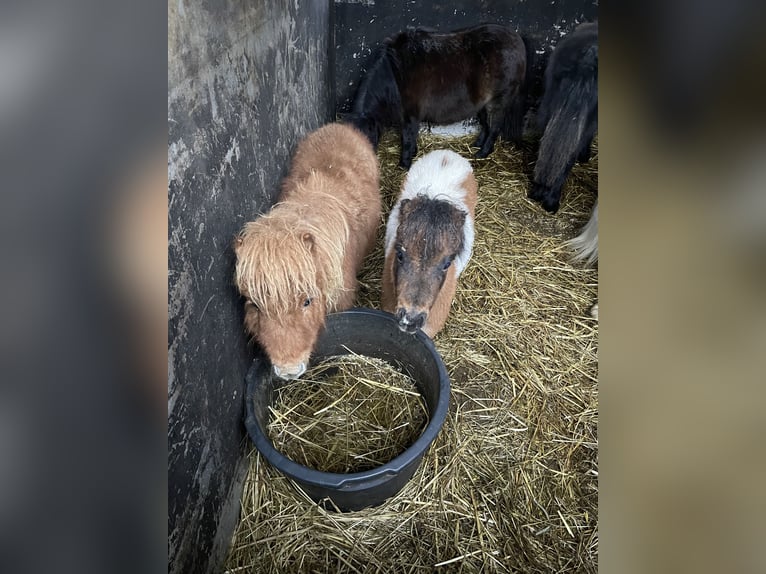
[567,201,598,265]
[502,33,535,144]
[521,34,536,107]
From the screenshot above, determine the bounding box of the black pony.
[349,24,533,169]
[528,22,598,213]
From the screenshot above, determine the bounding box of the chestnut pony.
[382,150,477,337]
[349,24,532,169]
[529,22,598,213]
[234,123,380,379]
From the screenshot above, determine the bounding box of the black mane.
[346,44,402,149]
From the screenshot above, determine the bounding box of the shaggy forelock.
[397,197,465,260]
[235,200,349,317]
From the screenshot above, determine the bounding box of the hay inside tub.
[267,354,429,474]
[225,130,598,574]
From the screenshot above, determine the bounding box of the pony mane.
[351,44,402,126]
[235,189,350,318]
[399,196,466,261]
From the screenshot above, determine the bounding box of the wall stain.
[168,1,332,573]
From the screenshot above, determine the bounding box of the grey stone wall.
[168,1,333,572]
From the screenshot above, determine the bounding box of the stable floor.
[225,130,598,573]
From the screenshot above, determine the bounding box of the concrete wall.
[334,0,598,114]
[168,1,333,572]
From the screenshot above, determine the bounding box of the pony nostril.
[396,309,426,333]
[410,312,426,329]
[273,363,307,380]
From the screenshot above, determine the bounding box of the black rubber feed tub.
[244,307,450,511]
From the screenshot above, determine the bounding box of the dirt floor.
[224,129,598,573]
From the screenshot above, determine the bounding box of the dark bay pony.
[529,22,598,213]
[350,24,533,169]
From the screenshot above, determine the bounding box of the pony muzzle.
[395,308,426,334]
[273,362,307,380]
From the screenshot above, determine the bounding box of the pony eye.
[396,247,404,262]
[303,298,312,307]
[442,259,453,271]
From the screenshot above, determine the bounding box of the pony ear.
[399,198,412,216]
[450,210,467,235]
[232,235,244,255]
[302,232,315,252]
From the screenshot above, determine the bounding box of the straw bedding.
[267,354,429,474]
[224,130,598,573]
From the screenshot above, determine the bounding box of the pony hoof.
[528,183,545,201]
[399,158,413,170]
[474,148,493,159]
[529,184,560,213]
[542,200,560,214]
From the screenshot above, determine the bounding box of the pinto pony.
[350,24,532,169]
[529,21,598,213]
[234,123,381,380]
[381,150,477,338]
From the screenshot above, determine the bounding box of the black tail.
[502,34,537,144]
[530,39,597,213]
[521,34,537,100]
[500,34,532,143]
